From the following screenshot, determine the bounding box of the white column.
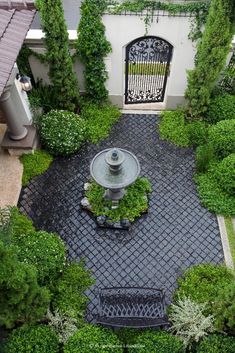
[0,87,28,140]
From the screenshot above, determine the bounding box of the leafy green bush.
[213,283,235,334]
[81,102,121,143]
[195,334,235,353]
[129,330,184,353]
[173,264,234,314]
[20,150,53,186]
[208,119,235,159]
[186,120,209,146]
[0,241,50,328]
[206,93,235,124]
[10,207,35,235]
[86,177,152,222]
[195,165,235,216]
[195,144,215,173]
[214,154,235,195]
[5,325,59,353]
[159,110,189,147]
[169,297,214,348]
[39,110,86,155]
[12,230,66,285]
[52,261,94,321]
[64,324,123,353]
[28,81,58,114]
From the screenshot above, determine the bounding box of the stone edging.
[217,215,234,270]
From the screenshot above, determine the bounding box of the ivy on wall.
[107,0,210,40]
[185,0,234,120]
[76,0,112,103]
[35,0,79,112]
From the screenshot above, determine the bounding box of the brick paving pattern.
[19,114,223,320]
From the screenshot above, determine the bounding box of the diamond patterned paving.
[19,114,223,320]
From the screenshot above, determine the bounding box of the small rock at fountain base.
[81,197,92,211]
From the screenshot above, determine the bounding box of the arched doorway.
[125,36,173,104]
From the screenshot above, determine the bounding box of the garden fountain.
[81,147,142,229]
[90,147,140,207]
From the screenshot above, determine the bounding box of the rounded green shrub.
[214,154,235,195]
[195,168,235,216]
[196,334,235,353]
[39,110,86,155]
[206,94,235,124]
[63,324,123,353]
[52,261,94,320]
[13,230,66,285]
[129,330,184,353]
[208,119,235,159]
[5,325,59,353]
[173,264,234,314]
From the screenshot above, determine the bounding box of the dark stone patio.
[19,114,223,320]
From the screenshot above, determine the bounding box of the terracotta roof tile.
[0,2,36,97]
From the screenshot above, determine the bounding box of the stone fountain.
[90,147,140,205]
[81,147,141,229]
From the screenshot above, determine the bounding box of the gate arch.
[125,36,173,104]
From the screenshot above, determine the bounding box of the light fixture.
[17,74,32,92]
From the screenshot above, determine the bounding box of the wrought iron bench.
[96,287,169,328]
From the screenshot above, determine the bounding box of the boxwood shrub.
[12,230,66,285]
[52,261,94,321]
[129,330,185,353]
[63,324,123,353]
[5,325,59,353]
[208,119,235,159]
[195,163,235,216]
[195,334,235,353]
[39,110,86,155]
[206,93,235,124]
[214,154,235,195]
[173,264,234,314]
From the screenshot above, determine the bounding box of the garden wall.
[26,11,196,110]
[103,12,196,109]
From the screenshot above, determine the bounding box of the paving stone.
[18,114,223,321]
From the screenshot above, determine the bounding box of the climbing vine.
[185,0,234,120]
[76,0,112,103]
[107,0,210,40]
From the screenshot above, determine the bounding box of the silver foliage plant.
[168,296,214,348]
[46,309,78,344]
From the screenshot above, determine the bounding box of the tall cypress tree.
[185,0,234,119]
[36,0,79,111]
[0,241,50,328]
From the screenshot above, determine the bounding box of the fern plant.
[169,297,214,348]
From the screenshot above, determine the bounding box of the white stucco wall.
[103,12,196,108]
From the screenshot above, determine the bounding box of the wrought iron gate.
[125,36,173,104]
